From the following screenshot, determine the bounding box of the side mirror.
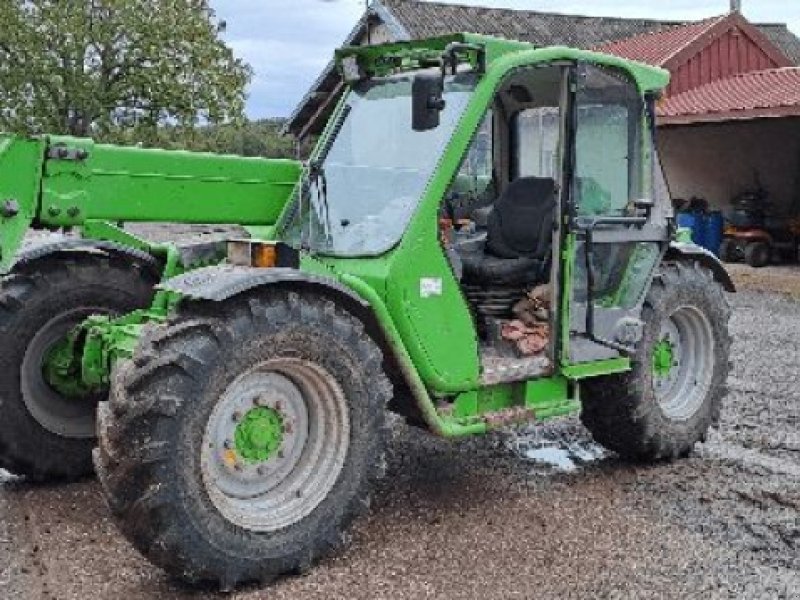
[412,72,446,132]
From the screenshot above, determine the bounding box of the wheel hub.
[23,307,115,439]
[234,406,285,464]
[652,338,675,379]
[652,306,715,421]
[200,360,350,532]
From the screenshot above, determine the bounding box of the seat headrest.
[498,177,556,209]
[486,176,556,259]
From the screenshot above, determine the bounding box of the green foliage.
[112,119,308,158]
[105,118,307,159]
[0,0,252,137]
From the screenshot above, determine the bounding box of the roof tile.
[596,16,726,66]
[380,0,683,47]
[659,67,800,120]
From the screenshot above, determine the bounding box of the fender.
[666,241,736,293]
[10,237,161,276]
[159,264,472,437]
[159,264,370,306]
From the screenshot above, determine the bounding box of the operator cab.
[438,58,663,385]
[441,65,565,382]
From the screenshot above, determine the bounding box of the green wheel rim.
[22,307,114,439]
[652,306,715,421]
[651,338,675,379]
[201,358,350,532]
[234,407,285,464]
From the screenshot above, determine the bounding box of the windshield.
[279,71,478,256]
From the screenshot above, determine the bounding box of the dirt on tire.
[581,261,731,461]
[95,291,392,589]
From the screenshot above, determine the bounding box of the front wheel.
[581,262,731,462]
[745,241,771,268]
[95,291,391,590]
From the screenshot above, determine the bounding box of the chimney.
[730,0,742,12]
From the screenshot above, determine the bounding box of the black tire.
[581,262,731,462]
[719,238,739,263]
[95,291,391,590]
[0,254,156,481]
[745,241,771,268]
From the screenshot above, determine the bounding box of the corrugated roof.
[596,16,725,66]
[381,0,684,48]
[759,23,800,64]
[659,67,800,124]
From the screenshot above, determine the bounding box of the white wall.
[658,117,800,216]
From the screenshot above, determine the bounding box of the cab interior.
[440,65,566,383]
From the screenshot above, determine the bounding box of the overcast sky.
[209,0,800,119]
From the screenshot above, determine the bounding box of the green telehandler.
[0,34,733,589]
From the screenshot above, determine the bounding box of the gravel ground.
[727,263,800,298]
[1,253,799,598]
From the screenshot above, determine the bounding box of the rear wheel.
[0,254,156,481]
[745,241,771,268]
[95,291,391,589]
[719,238,740,263]
[581,262,731,462]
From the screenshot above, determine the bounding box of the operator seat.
[460,177,556,286]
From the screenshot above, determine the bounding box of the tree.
[0,0,252,138]
[107,118,306,159]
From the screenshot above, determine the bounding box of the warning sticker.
[420,277,443,298]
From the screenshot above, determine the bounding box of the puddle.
[506,419,609,474]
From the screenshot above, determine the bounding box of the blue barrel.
[676,212,706,248]
[703,211,724,257]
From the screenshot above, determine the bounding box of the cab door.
[562,63,667,365]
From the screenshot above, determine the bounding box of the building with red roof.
[287,1,800,140]
[288,1,800,256]
[597,11,798,124]
[598,7,800,231]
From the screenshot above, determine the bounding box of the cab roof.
[336,32,670,94]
